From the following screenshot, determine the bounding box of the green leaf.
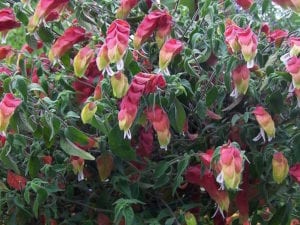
[15,9,29,25]
[60,138,95,160]
[174,98,186,132]
[154,161,169,178]
[64,126,90,146]
[0,146,20,173]
[262,0,270,14]
[206,86,218,106]
[26,34,38,50]
[179,0,195,16]
[184,58,198,77]
[37,26,54,43]
[128,61,141,76]
[28,156,40,178]
[108,126,136,160]
[292,134,300,162]
[268,203,291,225]
[14,75,28,101]
[28,83,46,94]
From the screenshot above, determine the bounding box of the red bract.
[289,163,300,184]
[231,64,250,98]
[224,20,241,54]
[0,93,22,131]
[133,10,172,49]
[96,20,130,73]
[0,66,12,76]
[0,8,20,42]
[261,23,270,35]
[159,39,183,71]
[236,0,253,10]
[116,0,139,19]
[199,148,214,168]
[267,29,288,47]
[253,106,275,142]
[73,60,103,104]
[118,73,166,139]
[289,37,300,56]
[286,56,300,89]
[217,142,243,190]
[186,166,230,214]
[136,127,154,158]
[73,46,94,78]
[48,26,87,61]
[0,133,6,147]
[28,0,69,32]
[42,155,53,164]
[106,19,130,64]
[237,26,258,68]
[272,152,289,184]
[145,105,171,150]
[7,170,27,191]
[0,46,13,60]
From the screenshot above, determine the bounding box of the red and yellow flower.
[0,93,22,132]
[73,46,94,78]
[145,105,171,150]
[231,64,250,98]
[159,39,183,71]
[272,152,289,184]
[253,106,275,142]
[0,8,20,43]
[116,0,139,19]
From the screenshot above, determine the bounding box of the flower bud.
[231,64,250,98]
[286,56,300,89]
[159,39,183,71]
[155,12,172,48]
[0,8,20,43]
[224,20,241,53]
[110,72,129,98]
[236,0,253,10]
[0,46,13,60]
[73,46,94,78]
[184,212,197,225]
[218,142,243,190]
[237,27,258,68]
[70,156,85,181]
[81,102,97,124]
[7,170,27,191]
[253,106,275,142]
[145,105,171,150]
[48,26,87,62]
[272,152,289,184]
[267,29,288,48]
[96,44,110,71]
[116,0,138,19]
[289,163,300,184]
[0,93,22,132]
[289,37,300,56]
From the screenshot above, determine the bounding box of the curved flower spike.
[0,93,22,132]
[0,8,21,43]
[286,56,300,90]
[230,64,250,98]
[159,39,183,72]
[116,0,139,19]
[252,106,275,142]
[145,105,171,150]
[73,46,94,78]
[48,26,87,62]
[28,0,69,33]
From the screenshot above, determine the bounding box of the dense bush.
[0,0,300,224]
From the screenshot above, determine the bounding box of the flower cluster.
[252,106,275,142]
[225,20,258,68]
[118,73,166,139]
[145,105,171,150]
[0,8,21,43]
[230,64,250,98]
[133,10,172,49]
[96,19,130,74]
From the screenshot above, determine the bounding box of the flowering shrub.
[1,0,300,224]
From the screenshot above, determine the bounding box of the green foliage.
[0,0,300,224]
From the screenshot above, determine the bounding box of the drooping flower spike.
[237,26,258,68]
[27,0,69,33]
[216,142,244,190]
[110,72,129,98]
[96,19,130,74]
[116,0,139,19]
[159,39,183,74]
[118,73,166,139]
[0,93,22,132]
[73,46,94,78]
[272,152,289,184]
[145,105,171,150]
[133,10,172,49]
[48,26,87,62]
[286,56,300,90]
[230,64,250,98]
[252,106,275,142]
[289,37,300,57]
[0,8,21,43]
[236,0,253,10]
[185,166,230,217]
